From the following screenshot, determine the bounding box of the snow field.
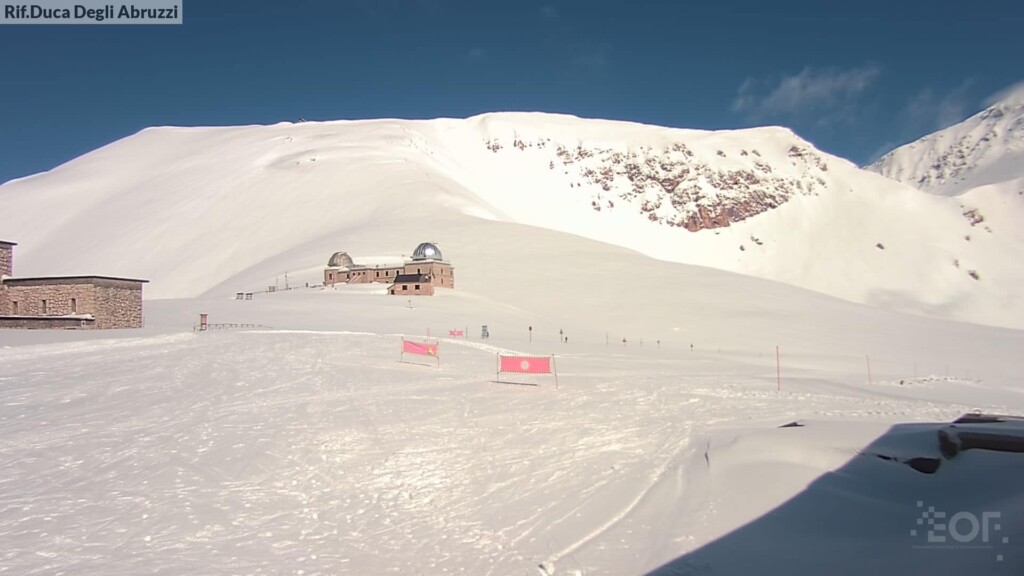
[1,309,1019,575]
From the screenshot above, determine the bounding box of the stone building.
[390,274,434,296]
[0,240,148,330]
[323,251,406,286]
[324,242,454,296]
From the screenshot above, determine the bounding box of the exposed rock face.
[484,137,831,231]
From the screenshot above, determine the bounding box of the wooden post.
[776,346,781,393]
[866,355,873,385]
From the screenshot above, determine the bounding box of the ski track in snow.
[0,328,1014,575]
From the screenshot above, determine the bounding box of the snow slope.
[0,270,1022,575]
[1,112,1021,328]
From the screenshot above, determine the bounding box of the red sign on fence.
[401,338,440,367]
[500,355,551,374]
[403,339,437,356]
[449,329,464,337]
[497,354,558,387]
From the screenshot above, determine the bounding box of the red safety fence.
[496,354,558,387]
[401,338,440,367]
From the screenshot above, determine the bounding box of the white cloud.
[733,65,880,119]
[904,81,973,131]
[983,80,1024,107]
[865,139,902,165]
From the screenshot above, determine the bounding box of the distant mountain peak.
[867,83,1024,196]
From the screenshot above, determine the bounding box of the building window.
[402,285,408,291]
[41,299,47,314]
[71,298,77,313]
[417,268,421,274]
[415,284,420,290]
[11,301,17,315]
[375,271,380,277]
[390,289,395,295]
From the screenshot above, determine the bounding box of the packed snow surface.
[1,250,1022,574]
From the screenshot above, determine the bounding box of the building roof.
[3,275,149,285]
[392,274,431,284]
[327,255,407,270]
[410,242,443,261]
[327,251,355,268]
[0,240,16,246]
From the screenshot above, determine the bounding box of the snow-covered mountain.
[1,112,1022,328]
[867,85,1024,197]
[3,113,1024,576]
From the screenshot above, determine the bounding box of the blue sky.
[1,0,1022,184]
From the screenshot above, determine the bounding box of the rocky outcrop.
[485,137,830,231]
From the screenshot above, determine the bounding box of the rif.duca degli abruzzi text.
[4,4,179,21]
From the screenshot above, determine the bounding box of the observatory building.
[323,242,454,296]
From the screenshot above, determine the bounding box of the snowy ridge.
[1,112,1022,327]
[867,85,1024,196]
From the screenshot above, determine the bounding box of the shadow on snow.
[646,417,1024,576]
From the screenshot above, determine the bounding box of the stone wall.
[1,277,145,329]
[403,261,455,288]
[390,281,435,296]
[0,243,12,277]
[0,316,95,329]
[4,282,95,317]
[325,266,404,286]
[92,282,144,329]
